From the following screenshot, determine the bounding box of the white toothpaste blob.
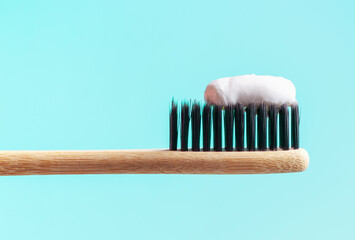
[204,74,296,106]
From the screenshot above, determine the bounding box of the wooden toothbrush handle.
[0,149,309,176]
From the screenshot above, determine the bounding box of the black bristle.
[257,103,267,151]
[202,104,211,151]
[191,102,201,151]
[169,100,178,150]
[170,99,300,152]
[291,104,299,149]
[279,104,289,150]
[180,102,190,151]
[213,105,222,151]
[246,103,256,151]
[224,105,234,151]
[268,105,278,150]
[234,103,244,151]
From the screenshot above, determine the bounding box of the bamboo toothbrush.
[0,74,309,176]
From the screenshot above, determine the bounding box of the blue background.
[0,0,354,239]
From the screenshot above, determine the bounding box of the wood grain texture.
[0,149,309,176]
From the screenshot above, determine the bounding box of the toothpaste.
[204,74,296,106]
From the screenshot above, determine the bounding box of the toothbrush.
[0,74,309,176]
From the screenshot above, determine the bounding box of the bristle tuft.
[169,100,178,150]
[202,104,211,151]
[224,105,234,151]
[180,102,190,151]
[291,104,299,149]
[246,103,256,151]
[213,105,222,151]
[235,103,244,151]
[279,104,289,150]
[268,105,278,151]
[257,103,267,151]
[191,102,201,151]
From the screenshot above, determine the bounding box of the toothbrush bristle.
[268,105,278,151]
[169,100,300,151]
[257,103,267,151]
[291,104,299,149]
[191,102,201,151]
[180,102,190,151]
[169,100,178,150]
[246,103,256,151]
[224,105,234,151]
[202,104,211,151]
[235,103,244,151]
[213,105,222,151]
[279,104,289,150]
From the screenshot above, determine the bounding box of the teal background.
[0,0,354,239]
